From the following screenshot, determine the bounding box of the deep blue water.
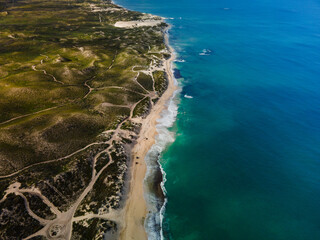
[115,0,320,239]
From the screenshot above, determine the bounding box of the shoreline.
[119,28,177,239]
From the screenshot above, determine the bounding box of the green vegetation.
[153,70,168,96]
[137,72,154,91]
[75,142,128,216]
[120,120,141,132]
[95,151,110,173]
[133,97,151,118]
[24,193,56,220]
[0,0,166,175]
[72,218,117,240]
[0,194,42,239]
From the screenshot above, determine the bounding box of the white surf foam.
[199,48,212,55]
[184,94,193,99]
[144,85,180,240]
[175,59,186,63]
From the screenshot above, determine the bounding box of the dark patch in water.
[173,68,182,79]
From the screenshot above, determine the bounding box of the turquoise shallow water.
[115,0,320,239]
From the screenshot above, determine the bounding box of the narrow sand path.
[20,80,151,239]
[0,105,63,127]
[0,142,106,179]
[31,64,64,85]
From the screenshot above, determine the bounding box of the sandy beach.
[119,30,177,240]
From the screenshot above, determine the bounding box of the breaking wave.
[144,87,180,240]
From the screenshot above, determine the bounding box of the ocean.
[115,0,320,239]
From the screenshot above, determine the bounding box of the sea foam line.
[144,86,180,240]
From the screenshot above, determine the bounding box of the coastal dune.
[120,32,177,239]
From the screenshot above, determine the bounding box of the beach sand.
[119,31,176,240]
[114,19,163,28]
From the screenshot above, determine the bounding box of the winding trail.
[19,187,62,216]
[107,51,118,71]
[0,20,170,239]
[134,72,150,94]
[0,105,64,127]
[1,182,60,224]
[0,57,155,179]
[0,52,120,126]
[22,98,136,239]
[31,65,64,85]
[17,77,151,238]
[17,192,50,225]
[0,142,106,179]
[83,76,95,99]
[34,55,64,84]
[96,85,147,96]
